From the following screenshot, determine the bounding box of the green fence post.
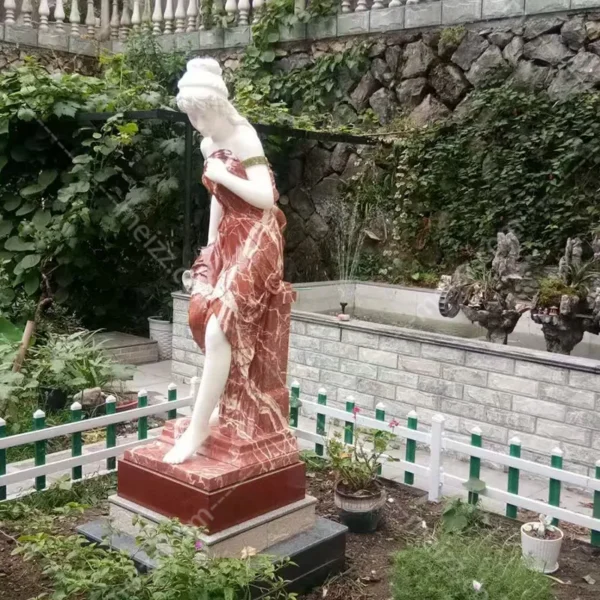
[289,381,300,428]
[167,383,177,421]
[105,395,116,470]
[344,396,355,445]
[0,417,6,501]
[592,460,600,547]
[405,410,418,486]
[315,388,327,456]
[468,426,482,505]
[375,402,385,475]
[71,402,83,481]
[33,409,46,491]
[506,436,521,519]
[138,389,148,441]
[549,447,563,527]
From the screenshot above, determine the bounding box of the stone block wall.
[288,313,600,476]
[171,291,600,476]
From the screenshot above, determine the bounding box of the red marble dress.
[188,149,295,441]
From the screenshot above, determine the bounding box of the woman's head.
[177,58,245,137]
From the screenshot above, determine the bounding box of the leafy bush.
[392,535,552,600]
[441,498,490,534]
[367,85,600,279]
[16,518,295,600]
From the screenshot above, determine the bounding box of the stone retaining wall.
[172,290,600,476]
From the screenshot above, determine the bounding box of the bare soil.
[0,471,597,600]
[305,470,600,600]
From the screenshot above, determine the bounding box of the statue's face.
[179,93,229,139]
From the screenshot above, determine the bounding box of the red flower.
[389,418,400,430]
[352,406,361,416]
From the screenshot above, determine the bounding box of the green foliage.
[439,25,465,47]
[538,276,581,307]
[299,449,330,472]
[16,517,296,600]
[28,330,133,395]
[375,85,600,273]
[326,426,395,494]
[441,498,491,534]
[392,535,553,600]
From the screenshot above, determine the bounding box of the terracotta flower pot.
[334,481,386,533]
[521,523,563,573]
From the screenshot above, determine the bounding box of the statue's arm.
[204,133,275,211]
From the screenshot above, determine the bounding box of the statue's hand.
[204,158,229,185]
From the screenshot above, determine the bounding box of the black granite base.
[77,517,347,596]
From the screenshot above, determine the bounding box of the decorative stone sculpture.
[531,237,600,355]
[438,231,528,344]
[115,59,306,537]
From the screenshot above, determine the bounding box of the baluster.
[238,0,249,24]
[3,0,16,24]
[340,0,352,12]
[39,0,50,30]
[142,0,152,32]
[21,0,33,26]
[252,0,263,23]
[86,0,96,34]
[132,0,142,30]
[54,0,66,32]
[355,0,368,11]
[120,0,132,38]
[186,0,197,31]
[389,0,402,6]
[152,0,163,34]
[164,0,174,33]
[110,0,120,39]
[174,0,186,32]
[69,0,81,36]
[100,0,111,39]
[225,0,237,25]
[372,0,384,8]
[213,0,224,21]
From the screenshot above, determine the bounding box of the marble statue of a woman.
[164,58,292,465]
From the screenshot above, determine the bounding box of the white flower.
[472,581,483,592]
[421,520,427,529]
[241,546,257,559]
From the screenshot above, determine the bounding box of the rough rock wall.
[0,41,99,74]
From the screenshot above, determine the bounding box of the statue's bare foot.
[163,429,209,464]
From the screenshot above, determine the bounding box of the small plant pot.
[148,316,172,360]
[521,523,563,573]
[334,482,386,533]
[39,386,69,412]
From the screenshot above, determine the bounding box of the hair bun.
[187,57,222,77]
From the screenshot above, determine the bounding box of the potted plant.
[146,284,174,361]
[326,416,393,533]
[531,236,600,354]
[521,514,563,574]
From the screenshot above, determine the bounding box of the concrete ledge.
[442,0,483,23]
[307,15,337,39]
[482,0,525,18]
[337,12,370,36]
[4,24,38,46]
[369,6,405,32]
[525,0,570,11]
[405,1,443,28]
[224,25,250,47]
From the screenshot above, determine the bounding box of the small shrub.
[441,498,490,534]
[392,535,553,600]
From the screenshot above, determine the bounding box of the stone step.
[94,331,159,365]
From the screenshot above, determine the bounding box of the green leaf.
[72,154,93,165]
[23,271,40,296]
[32,210,52,229]
[94,167,118,183]
[17,107,36,122]
[463,477,486,493]
[10,146,28,162]
[267,32,280,43]
[0,220,12,238]
[20,183,46,197]
[0,156,7,172]
[38,169,58,189]
[261,50,276,63]
[16,202,35,216]
[52,101,78,118]
[54,287,69,304]
[0,317,22,343]
[5,237,35,252]
[0,118,8,135]
[17,254,41,270]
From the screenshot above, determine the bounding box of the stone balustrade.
[3,0,600,56]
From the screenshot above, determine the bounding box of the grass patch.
[392,534,553,600]
[300,450,330,473]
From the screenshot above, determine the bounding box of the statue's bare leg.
[164,315,231,464]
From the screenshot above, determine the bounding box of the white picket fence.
[1,383,599,543]
[294,398,600,536]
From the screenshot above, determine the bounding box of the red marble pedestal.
[118,417,306,535]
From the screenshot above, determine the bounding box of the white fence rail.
[294,393,600,545]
